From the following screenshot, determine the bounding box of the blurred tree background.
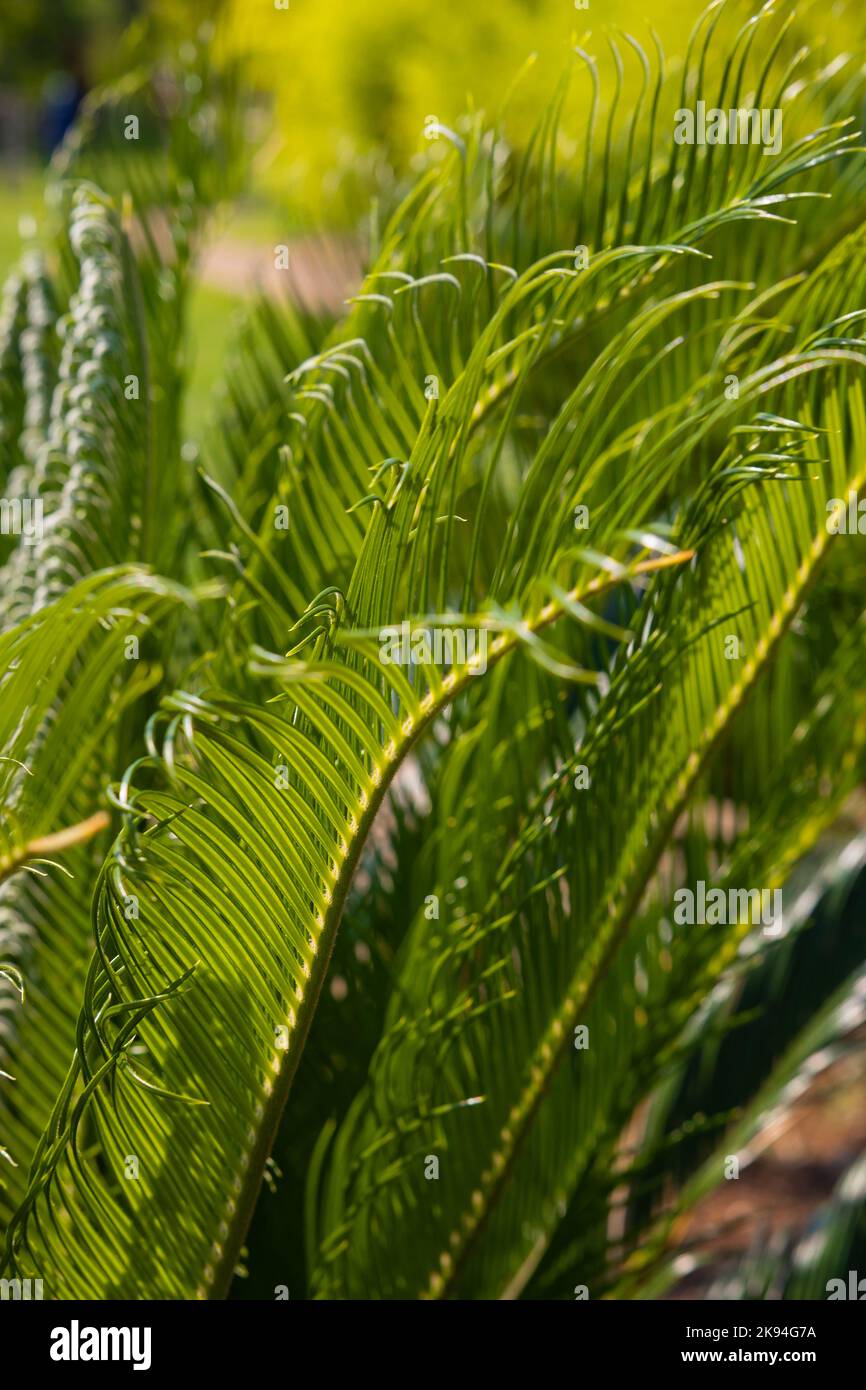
[3,0,864,257]
[0,1,138,151]
[1,0,863,604]
[4,0,862,229]
[221,0,710,221]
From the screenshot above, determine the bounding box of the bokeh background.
[5,0,863,432]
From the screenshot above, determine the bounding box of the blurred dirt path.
[670,1047,866,1297]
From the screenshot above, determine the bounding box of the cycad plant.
[2,0,866,1301]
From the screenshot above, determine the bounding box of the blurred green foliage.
[5,0,864,232]
[220,0,863,225]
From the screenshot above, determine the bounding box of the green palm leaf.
[5,2,866,1306]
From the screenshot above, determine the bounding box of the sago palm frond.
[2,2,866,1305]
